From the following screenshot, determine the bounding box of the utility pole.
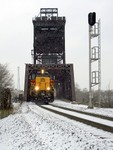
[17,66,20,91]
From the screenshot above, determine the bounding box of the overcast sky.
[0,0,113,90]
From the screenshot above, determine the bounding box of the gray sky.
[0,0,113,90]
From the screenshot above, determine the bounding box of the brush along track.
[40,105,113,133]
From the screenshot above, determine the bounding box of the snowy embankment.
[0,101,113,150]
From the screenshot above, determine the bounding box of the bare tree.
[75,82,113,108]
[0,63,13,90]
[0,63,14,109]
[75,83,89,104]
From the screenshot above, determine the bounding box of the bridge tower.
[32,8,66,65]
[24,8,75,101]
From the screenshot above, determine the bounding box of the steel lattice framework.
[88,20,101,108]
[24,8,75,101]
[24,64,75,101]
[32,8,66,64]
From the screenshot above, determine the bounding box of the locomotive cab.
[30,69,54,103]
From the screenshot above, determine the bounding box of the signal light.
[88,12,96,26]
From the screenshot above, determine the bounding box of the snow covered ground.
[0,100,113,150]
[53,100,113,117]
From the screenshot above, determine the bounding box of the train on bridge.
[29,69,54,104]
[24,8,75,103]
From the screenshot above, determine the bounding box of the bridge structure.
[25,8,75,101]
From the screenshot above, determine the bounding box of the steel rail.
[49,104,113,121]
[40,105,113,133]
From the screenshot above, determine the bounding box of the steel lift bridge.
[24,8,75,101]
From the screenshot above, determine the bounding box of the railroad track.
[50,104,113,121]
[40,104,113,133]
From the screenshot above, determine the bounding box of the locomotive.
[29,69,54,104]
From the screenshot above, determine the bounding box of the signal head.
[88,12,96,26]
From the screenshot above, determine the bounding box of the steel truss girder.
[24,64,75,101]
[27,8,76,102]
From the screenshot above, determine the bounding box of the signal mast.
[88,12,101,108]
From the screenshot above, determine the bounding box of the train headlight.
[35,86,39,91]
[41,69,44,74]
[47,87,50,91]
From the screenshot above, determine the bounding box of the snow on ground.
[0,101,113,150]
[42,105,113,127]
[53,99,113,117]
